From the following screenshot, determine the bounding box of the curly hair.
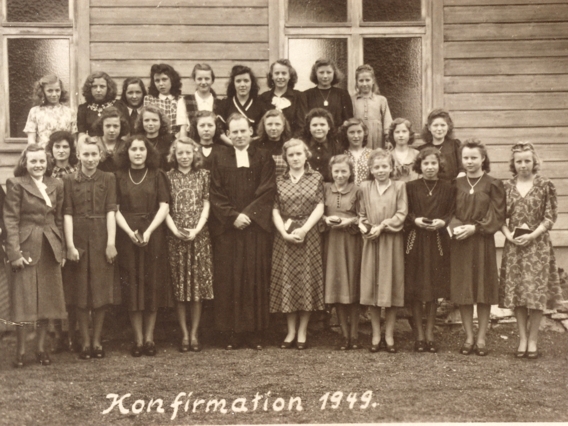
[309,58,343,86]
[303,108,336,142]
[92,106,130,138]
[412,146,446,175]
[420,108,455,144]
[354,64,380,95]
[81,72,117,104]
[120,77,147,106]
[226,65,260,99]
[282,138,311,165]
[14,144,53,177]
[133,105,170,136]
[46,131,78,167]
[460,138,491,173]
[388,118,415,147]
[167,137,203,170]
[266,59,298,90]
[33,74,69,106]
[114,134,161,170]
[367,148,394,180]
[148,63,182,98]
[188,111,222,144]
[339,118,368,150]
[509,141,541,176]
[329,154,355,183]
[256,109,292,143]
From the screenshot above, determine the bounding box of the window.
[0,0,75,143]
[276,0,431,132]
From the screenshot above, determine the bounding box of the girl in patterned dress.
[499,142,567,359]
[133,105,174,171]
[254,109,292,177]
[24,74,77,146]
[322,155,362,350]
[389,118,419,183]
[340,118,373,186]
[358,149,407,353]
[144,63,188,137]
[270,139,325,350]
[351,64,392,149]
[165,137,213,353]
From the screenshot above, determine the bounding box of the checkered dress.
[144,95,178,133]
[269,168,325,313]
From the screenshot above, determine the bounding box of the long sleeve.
[476,178,506,235]
[3,179,22,262]
[77,104,88,134]
[540,179,558,230]
[340,88,354,126]
[54,180,65,257]
[209,151,242,228]
[381,98,393,138]
[293,91,308,138]
[382,182,408,231]
[241,152,277,232]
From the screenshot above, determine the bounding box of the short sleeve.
[23,107,38,133]
[176,97,188,127]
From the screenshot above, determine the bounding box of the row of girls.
[4,58,566,367]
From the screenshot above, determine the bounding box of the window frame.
[270,0,438,131]
[0,0,79,145]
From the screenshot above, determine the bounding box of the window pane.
[288,0,347,23]
[288,38,348,91]
[363,0,422,22]
[363,38,422,133]
[8,39,70,138]
[6,0,69,22]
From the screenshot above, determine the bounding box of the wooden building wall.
[88,0,271,97]
[442,0,568,251]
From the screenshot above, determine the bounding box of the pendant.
[428,193,432,197]
[469,188,474,195]
[323,100,329,107]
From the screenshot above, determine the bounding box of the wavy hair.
[388,118,416,147]
[329,154,355,183]
[309,58,343,86]
[92,106,130,138]
[256,109,292,143]
[167,137,203,170]
[367,148,394,180]
[120,77,147,106]
[266,59,298,90]
[46,131,78,167]
[148,63,182,98]
[114,134,161,170]
[133,105,170,136]
[460,138,491,172]
[226,65,260,99]
[33,74,69,106]
[509,141,541,175]
[81,72,117,104]
[339,118,369,150]
[420,108,455,144]
[14,144,53,177]
[303,108,336,142]
[189,111,222,144]
[354,64,380,95]
[412,146,446,175]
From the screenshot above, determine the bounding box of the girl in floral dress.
[165,137,213,352]
[499,142,567,359]
[389,118,419,183]
[340,118,373,186]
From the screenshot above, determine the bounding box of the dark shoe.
[349,339,362,350]
[369,344,380,353]
[459,342,474,355]
[226,333,240,350]
[190,339,202,352]
[13,354,25,368]
[144,341,156,356]
[426,341,437,353]
[179,339,190,353]
[296,340,307,350]
[516,350,527,358]
[52,337,66,354]
[244,335,262,350]
[378,336,387,351]
[527,350,539,360]
[474,344,488,357]
[36,351,51,366]
[131,344,143,358]
[337,337,350,351]
[280,339,295,349]
[92,346,105,359]
[79,347,92,360]
[386,343,397,353]
[414,340,426,353]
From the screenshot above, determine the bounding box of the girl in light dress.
[24,74,77,146]
[144,63,188,137]
[358,149,407,353]
[165,137,213,353]
[322,155,362,350]
[389,118,419,183]
[340,118,373,186]
[351,64,392,149]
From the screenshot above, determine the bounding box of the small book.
[328,217,342,224]
[134,230,144,244]
[446,218,464,238]
[284,218,302,234]
[360,223,372,235]
[512,227,532,239]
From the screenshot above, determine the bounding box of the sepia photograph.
[0,0,567,424]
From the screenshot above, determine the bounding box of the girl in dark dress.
[115,136,171,357]
[117,77,147,133]
[405,148,455,353]
[189,111,224,171]
[91,107,130,173]
[254,109,292,177]
[259,59,307,137]
[419,109,462,181]
[304,59,353,130]
[77,72,128,138]
[218,65,269,138]
[303,108,343,182]
[133,105,174,171]
[450,139,505,357]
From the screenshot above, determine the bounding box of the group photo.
[0,0,568,424]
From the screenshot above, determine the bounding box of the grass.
[0,316,567,425]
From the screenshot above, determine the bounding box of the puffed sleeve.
[3,178,23,262]
[540,178,558,230]
[23,107,38,134]
[476,177,506,235]
[382,181,408,232]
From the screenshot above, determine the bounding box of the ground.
[0,318,567,425]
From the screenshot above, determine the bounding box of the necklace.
[466,173,483,195]
[423,178,438,197]
[87,100,115,117]
[129,168,148,185]
[318,88,331,107]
